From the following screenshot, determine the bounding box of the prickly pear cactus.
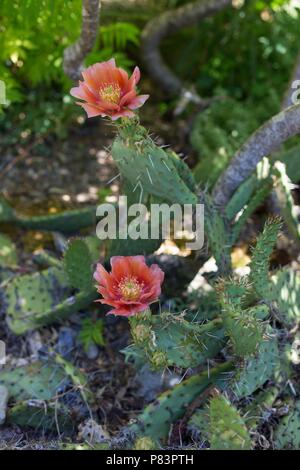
[224,313,264,357]
[0,361,67,401]
[198,192,231,274]
[270,269,300,327]
[249,217,282,299]
[242,386,278,430]
[232,328,280,398]
[112,121,197,205]
[63,238,93,290]
[0,196,96,232]
[217,277,264,357]
[274,401,300,450]
[0,356,93,431]
[129,312,225,369]
[209,395,251,450]
[4,266,96,334]
[128,361,234,445]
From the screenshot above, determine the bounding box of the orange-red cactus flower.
[93,256,164,317]
[70,58,149,120]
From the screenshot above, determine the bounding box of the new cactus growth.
[249,217,282,299]
[209,395,251,450]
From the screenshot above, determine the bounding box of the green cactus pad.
[209,395,251,450]
[130,313,226,369]
[243,386,278,430]
[270,269,300,327]
[1,357,93,432]
[232,329,280,398]
[224,313,264,357]
[129,361,234,443]
[0,361,66,401]
[0,196,96,232]
[4,266,96,334]
[274,401,300,450]
[7,400,74,432]
[63,238,93,291]
[198,192,231,274]
[112,129,197,206]
[249,217,282,299]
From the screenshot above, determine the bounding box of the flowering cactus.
[70,59,149,120]
[93,256,164,316]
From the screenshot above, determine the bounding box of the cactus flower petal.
[70,59,149,120]
[93,256,164,317]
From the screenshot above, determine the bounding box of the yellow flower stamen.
[119,276,143,301]
[99,83,121,104]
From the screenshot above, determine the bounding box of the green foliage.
[167,1,297,106]
[191,98,260,188]
[209,395,251,450]
[79,318,106,352]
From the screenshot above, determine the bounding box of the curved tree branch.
[213,103,300,208]
[141,0,232,104]
[63,0,101,81]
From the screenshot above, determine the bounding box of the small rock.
[57,327,75,358]
[0,385,9,425]
[78,419,110,444]
[85,343,99,360]
[135,364,163,402]
[27,331,43,358]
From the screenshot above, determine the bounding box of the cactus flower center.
[119,276,144,301]
[99,83,121,104]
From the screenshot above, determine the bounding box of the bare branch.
[213,103,300,208]
[141,0,232,103]
[63,0,101,81]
